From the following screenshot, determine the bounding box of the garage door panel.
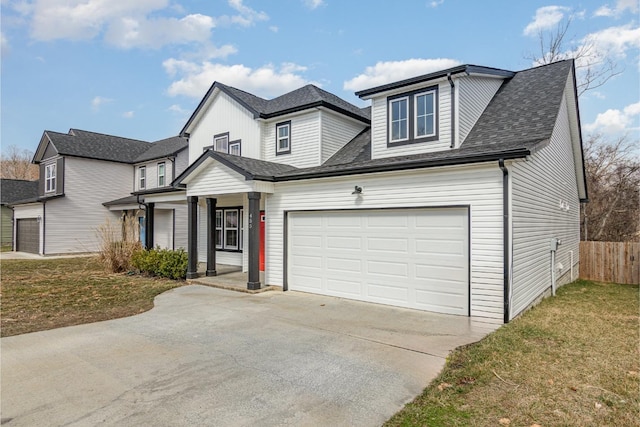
[16,218,39,254]
[366,237,408,253]
[288,208,469,316]
[326,236,361,250]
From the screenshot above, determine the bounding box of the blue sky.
[1,0,638,154]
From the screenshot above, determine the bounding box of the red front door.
[259,211,265,271]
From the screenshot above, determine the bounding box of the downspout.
[447,73,456,148]
[499,159,510,323]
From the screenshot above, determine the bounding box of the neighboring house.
[12,129,188,255]
[0,179,39,251]
[174,59,587,323]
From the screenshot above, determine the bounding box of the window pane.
[278,125,289,138]
[225,210,238,228]
[215,230,222,247]
[216,211,223,228]
[215,136,229,153]
[425,119,434,135]
[225,230,238,247]
[279,138,289,150]
[425,93,434,114]
[229,143,240,156]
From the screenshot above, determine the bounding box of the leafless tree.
[581,134,640,242]
[0,145,39,180]
[525,16,621,96]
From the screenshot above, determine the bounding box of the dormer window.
[276,121,291,155]
[45,163,56,193]
[214,133,229,153]
[388,86,438,145]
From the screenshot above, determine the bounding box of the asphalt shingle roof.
[1,179,39,205]
[134,136,188,163]
[46,129,151,163]
[42,130,187,164]
[463,60,572,148]
[188,60,574,183]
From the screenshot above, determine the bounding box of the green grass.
[385,280,640,427]
[1,256,183,337]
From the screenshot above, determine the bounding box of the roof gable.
[180,82,370,137]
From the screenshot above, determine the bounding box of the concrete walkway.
[1,285,499,426]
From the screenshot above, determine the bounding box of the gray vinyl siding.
[135,158,176,192]
[510,91,580,318]
[457,77,503,146]
[266,164,506,320]
[44,157,132,254]
[263,111,322,168]
[1,206,13,247]
[320,110,368,163]
[174,150,189,178]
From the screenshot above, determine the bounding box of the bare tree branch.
[0,145,39,180]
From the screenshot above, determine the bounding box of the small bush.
[131,247,187,280]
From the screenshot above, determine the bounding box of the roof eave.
[355,64,515,98]
[275,149,531,181]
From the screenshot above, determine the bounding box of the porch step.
[188,272,277,294]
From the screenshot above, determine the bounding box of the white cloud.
[429,0,444,8]
[585,102,640,133]
[168,104,189,115]
[91,96,113,111]
[164,61,313,99]
[269,25,279,33]
[343,58,462,92]
[579,24,640,59]
[594,0,639,17]
[523,6,570,36]
[104,14,214,49]
[303,0,325,9]
[122,111,135,118]
[215,0,268,27]
[1,32,9,55]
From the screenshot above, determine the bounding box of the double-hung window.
[139,166,146,189]
[157,162,166,187]
[215,207,243,251]
[214,133,229,153]
[388,86,438,145]
[276,121,291,155]
[45,163,56,193]
[389,97,409,142]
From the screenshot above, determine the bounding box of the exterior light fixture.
[352,186,363,195]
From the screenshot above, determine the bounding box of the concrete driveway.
[1,285,498,426]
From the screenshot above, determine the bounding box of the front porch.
[189,263,275,294]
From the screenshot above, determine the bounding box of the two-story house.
[12,129,188,255]
[175,59,587,323]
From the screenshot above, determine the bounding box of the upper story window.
[214,133,229,153]
[157,162,166,187]
[204,132,242,156]
[45,163,56,193]
[388,86,438,145]
[139,166,146,189]
[276,121,291,155]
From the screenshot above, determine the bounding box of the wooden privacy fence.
[579,241,640,285]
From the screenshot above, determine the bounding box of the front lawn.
[385,280,639,426]
[1,256,183,337]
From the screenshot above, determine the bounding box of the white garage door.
[288,208,469,315]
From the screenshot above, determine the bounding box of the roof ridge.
[68,128,151,144]
[515,59,572,74]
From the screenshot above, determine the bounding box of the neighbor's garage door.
[16,218,39,254]
[288,208,469,315]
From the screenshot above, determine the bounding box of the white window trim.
[45,163,56,193]
[139,166,146,190]
[276,122,291,154]
[157,162,166,187]
[224,209,239,250]
[389,96,409,143]
[214,134,229,153]
[215,208,242,251]
[414,91,437,138]
[229,141,241,156]
[215,210,223,249]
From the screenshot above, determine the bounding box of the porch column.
[186,196,199,279]
[145,202,155,249]
[206,197,217,276]
[247,192,261,290]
